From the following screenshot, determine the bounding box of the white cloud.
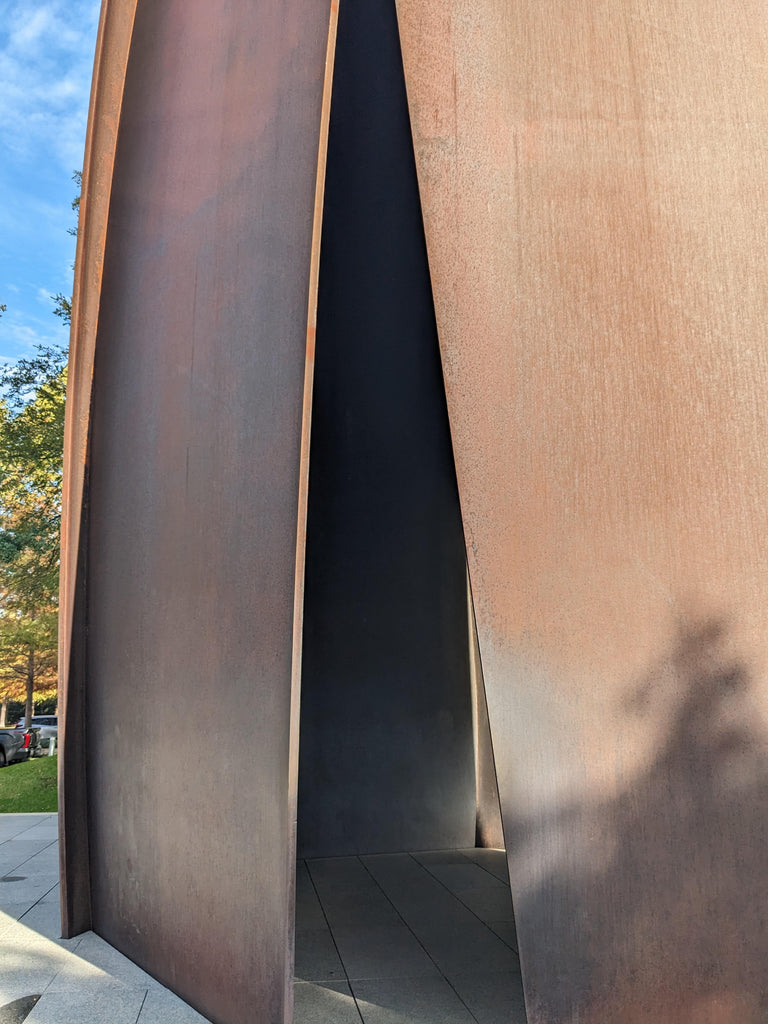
[9,6,55,51]
[0,1,95,358]
[0,0,100,173]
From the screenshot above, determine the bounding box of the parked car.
[0,729,34,766]
[14,715,57,748]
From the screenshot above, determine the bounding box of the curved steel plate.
[396,2,768,1020]
[61,0,336,1020]
[59,0,139,941]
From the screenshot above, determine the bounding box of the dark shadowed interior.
[297,0,476,860]
[291,2,525,1017]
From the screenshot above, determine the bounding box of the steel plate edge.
[58,0,139,939]
[284,3,340,1021]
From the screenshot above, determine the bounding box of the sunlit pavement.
[0,815,527,1023]
[0,814,208,1024]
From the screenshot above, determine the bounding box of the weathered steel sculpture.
[61,3,338,1021]
[61,0,768,1022]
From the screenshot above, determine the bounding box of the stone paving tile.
[448,970,528,1024]
[16,902,65,945]
[0,910,22,940]
[52,933,168,992]
[379,891,477,934]
[5,861,58,884]
[136,986,212,1023]
[0,816,54,841]
[21,852,59,868]
[308,857,380,894]
[411,851,471,867]
[293,981,363,1024]
[0,842,54,867]
[0,926,68,1005]
[450,886,516,925]
[294,927,347,984]
[2,927,79,962]
[25,982,147,1024]
[362,858,492,933]
[0,825,34,842]
[361,856,465,912]
[407,919,518,978]
[17,916,80,954]
[360,854,417,878]
[2,817,526,1024]
[295,890,328,931]
[459,849,510,884]
[14,826,58,843]
[0,973,55,1013]
[486,920,518,950]
[352,976,477,1024]
[2,836,54,847]
[0,881,56,913]
[0,815,55,822]
[421,862,507,893]
[36,885,59,906]
[332,925,439,982]
[0,815,213,1024]
[16,836,58,848]
[0,852,56,884]
[319,888,403,930]
[0,902,49,924]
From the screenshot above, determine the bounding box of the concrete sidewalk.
[0,814,209,1024]
[2,815,527,1023]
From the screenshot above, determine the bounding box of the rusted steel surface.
[58,0,139,940]
[65,1,335,1021]
[396,2,768,1021]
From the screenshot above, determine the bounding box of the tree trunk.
[0,698,6,728]
[25,646,34,729]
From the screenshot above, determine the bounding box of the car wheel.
[0,748,6,768]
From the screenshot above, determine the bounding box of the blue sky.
[0,0,101,362]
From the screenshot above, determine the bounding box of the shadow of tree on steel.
[509,618,768,1024]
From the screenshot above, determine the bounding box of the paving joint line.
[408,852,519,955]
[0,815,56,846]
[302,858,365,1024]
[357,854,482,1024]
[4,837,59,879]
[453,851,520,955]
[462,848,511,885]
[133,989,149,1023]
[17,879,61,928]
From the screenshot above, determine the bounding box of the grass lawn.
[0,755,58,813]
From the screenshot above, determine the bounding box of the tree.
[0,347,66,727]
[51,171,81,328]
[0,172,76,727]
[0,613,58,728]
